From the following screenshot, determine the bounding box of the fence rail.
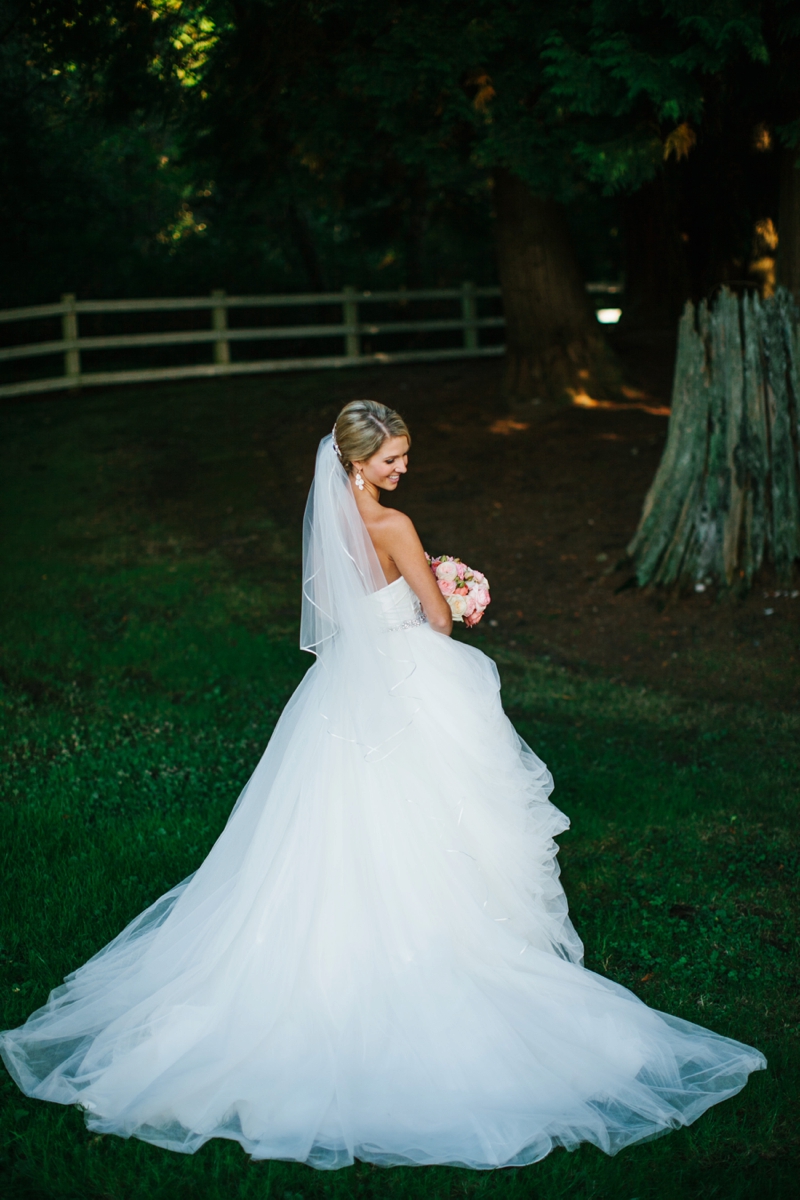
[0,281,622,399]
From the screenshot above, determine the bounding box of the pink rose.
[473,587,490,609]
[436,561,458,581]
[465,610,483,627]
[465,594,477,616]
[439,579,457,595]
[456,562,466,579]
[471,570,485,584]
[455,585,469,595]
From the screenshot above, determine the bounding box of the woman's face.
[357,435,409,493]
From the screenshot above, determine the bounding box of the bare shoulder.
[376,506,414,532]
[369,507,419,547]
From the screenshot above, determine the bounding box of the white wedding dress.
[1,436,765,1170]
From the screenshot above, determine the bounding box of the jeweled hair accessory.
[331,423,343,461]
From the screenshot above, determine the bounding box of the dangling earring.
[354,470,365,491]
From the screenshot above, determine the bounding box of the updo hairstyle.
[333,400,410,474]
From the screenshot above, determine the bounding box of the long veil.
[299,434,419,760]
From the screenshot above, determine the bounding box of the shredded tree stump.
[627,286,800,590]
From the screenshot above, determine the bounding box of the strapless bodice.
[368,576,426,633]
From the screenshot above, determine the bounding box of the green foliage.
[0,1,503,304]
[0,375,798,1197]
[6,1,798,307]
[541,0,792,194]
[0,1,208,303]
[0,1,785,311]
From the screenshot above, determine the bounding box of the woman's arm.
[379,512,452,635]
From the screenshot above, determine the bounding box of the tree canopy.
[1,0,798,316]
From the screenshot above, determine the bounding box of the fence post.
[343,285,360,358]
[61,293,80,386]
[211,289,230,365]
[461,281,478,351]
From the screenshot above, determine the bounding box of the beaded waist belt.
[387,612,427,634]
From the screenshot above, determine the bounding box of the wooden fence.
[0,282,622,399]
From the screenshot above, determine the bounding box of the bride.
[1,400,765,1170]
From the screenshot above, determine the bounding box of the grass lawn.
[1,373,798,1199]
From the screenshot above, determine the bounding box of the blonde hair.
[333,400,410,474]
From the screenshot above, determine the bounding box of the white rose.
[448,594,469,620]
[436,561,458,581]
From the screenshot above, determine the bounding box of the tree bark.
[627,287,800,590]
[493,169,618,403]
[621,172,690,329]
[777,149,800,299]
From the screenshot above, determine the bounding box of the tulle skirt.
[0,620,766,1168]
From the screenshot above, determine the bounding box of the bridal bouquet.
[426,554,491,627]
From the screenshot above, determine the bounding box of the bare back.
[353,491,452,634]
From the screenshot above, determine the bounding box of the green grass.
[1,377,798,1199]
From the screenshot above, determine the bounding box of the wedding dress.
[1,435,765,1170]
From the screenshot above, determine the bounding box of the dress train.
[0,576,766,1168]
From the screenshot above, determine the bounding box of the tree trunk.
[627,287,800,590]
[777,149,800,300]
[621,172,690,330]
[493,169,618,403]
